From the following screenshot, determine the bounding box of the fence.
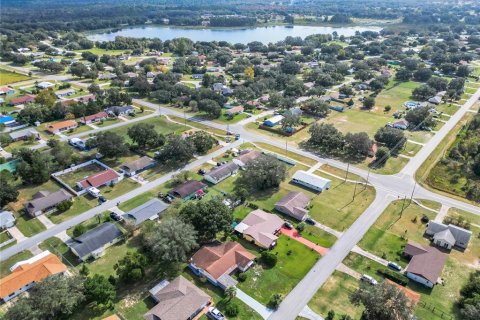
[417,301,453,319]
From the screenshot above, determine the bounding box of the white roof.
[37,81,54,88]
[292,170,331,189]
[234,222,249,233]
[266,115,284,123]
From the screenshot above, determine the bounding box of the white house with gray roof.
[203,162,239,185]
[291,170,331,192]
[69,222,123,261]
[426,221,472,250]
[123,198,169,226]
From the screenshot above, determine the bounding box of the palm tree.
[225,286,237,301]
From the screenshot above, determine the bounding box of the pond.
[87,24,383,44]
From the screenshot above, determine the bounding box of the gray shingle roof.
[25,190,73,215]
[70,222,123,258]
[426,221,472,248]
[124,198,169,225]
[206,162,239,181]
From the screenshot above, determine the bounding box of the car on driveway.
[207,307,225,320]
[110,212,123,222]
[284,221,293,229]
[361,274,378,285]
[98,196,107,204]
[388,261,402,272]
[305,217,315,225]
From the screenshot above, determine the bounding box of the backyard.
[0,69,31,85]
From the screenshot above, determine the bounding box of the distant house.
[104,105,135,116]
[78,112,108,125]
[404,242,447,288]
[233,149,262,168]
[225,106,244,116]
[389,119,409,130]
[47,120,78,134]
[275,191,310,221]
[212,83,233,96]
[98,72,117,80]
[168,180,207,201]
[9,94,36,106]
[291,170,331,192]
[203,162,239,184]
[124,198,169,226]
[37,81,55,89]
[25,189,73,217]
[0,86,15,95]
[263,115,284,127]
[0,210,15,229]
[189,242,256,289]
[54,89,75,99]
[120,156,156,176]
[234,209,284,249]
[284,107,303,117]
[77,169,120,190]
[426,221,472,250]
[9,128,40,142]
[0,251,67,302]
[144,276,211,320]
[75,94,96,103]
[70,222,123,261]
[428,96,442,105]
[192,73,204,80]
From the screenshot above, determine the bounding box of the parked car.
[87,187,101,198]
[198,168,206,175]
[98,196,107,203]
[207,307,225,320]
[283,221,293,229]
[388,261,402,272]
[361,274,378,285]
[235,133,240,140]
[305,217,315,225]
[110,212,123,221]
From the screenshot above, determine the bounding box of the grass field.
[237,235,320,305]
[375,81,422,112]
[358,200,437,266]
[47,196,97,224]
[0,69,31,85]
[108,116,185,143]
[77,48,128,56]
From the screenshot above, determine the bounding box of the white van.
[361,274,378,285]
[87,187,101,198]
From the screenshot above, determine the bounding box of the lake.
[87,25,383,44]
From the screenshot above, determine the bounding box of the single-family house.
[263,115,284,127]
[168,180,207,200]
[54,89,75,99]
[0,115,15,126]
[37,81,55,89]
[234,209,284,249]
[124,199,169,226]
[203,162,239,185]
[69,222,123,261]
[120,156,156,176]
[0,210,15,229]
[275,191,310,221]
[291,170,331,192]
[0,251,67,302]
[192,73,204,80]
[9,94,36,106]
[428,96,442,105]
[403,242,447,288]
[77,169,120,190]
[389,119,409,130]
[47,120,78,134]
[232,149,262,168]
[0,86,15,95]
[104,105,135,116]
[98,72,117,80]
[9,128,40,142]
[25,190,73,217]
[75,94,96,103]
[189,242,256,289]
[144,276,211,320]
[284,107,303,117]
[425,221,472,250]
[225,106,244,116]
[79,111,108,125]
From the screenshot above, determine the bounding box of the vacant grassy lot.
[254,142,317,166]
[308,271,363,319]
[375,81,422,111]
[358,200,437,266]
[0,69,31,85]
[109,116,185,143]
[237,235,320,305]
[77,47,127,56]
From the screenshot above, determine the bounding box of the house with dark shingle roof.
[69,222,123,261]
[25,189,73,217]
[144,276,211,320]
[426,221,472,250]
[168,180,207,200]
[124,198,169,226]
[189,242,255,290]
[403,242,447,288]
[275,191,310,221]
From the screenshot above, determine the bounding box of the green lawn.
[358,200,437,267]
[95,118,125,127]
[59,163,106,189]
[48,196,97,224]
[321,108,391,138]
[0,251,33,277]
[118,191,156,212]
[343,252,396,282]
[0,69,31,85]
[375,81,422,111]
[254,142,317,166]
[108,116,185,143]
[359,154,410,175]
[435,103,459,116]
[39,237,80,267]
[237,235,320,305]
[14,212,47,237]
[0,231,12,244]
[308,271,363,319]
[64,124,93,136]
[301,225,337,248]
[76,48,128,56]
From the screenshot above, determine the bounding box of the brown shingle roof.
[169,180,206,199]
[405,242,447,284]
[144,276,210,320]
[191,242,256,280]
[235,149,262,166]
[25,189,73,215]
[235,209,283,248]
[275,191,310,220]
[0,252,67,299]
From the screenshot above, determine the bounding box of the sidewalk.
[236,288,273,320]
[299,305,325,320]
[280,227,329,255]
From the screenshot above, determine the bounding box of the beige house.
[234,209,284,248]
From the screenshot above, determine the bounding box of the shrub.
[238,272,247,282]
[72,224,87,237]
[421,215,429,224]
[225,303,239,317]
[268,293,282,309]
[377,269,408,286]
[297,222,305,233]
[260,251,278,267]
[56,200,73,212]
[384,105,392,112]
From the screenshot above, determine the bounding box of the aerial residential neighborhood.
[0,1,480,320]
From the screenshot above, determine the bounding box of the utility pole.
[400,195,407,216]
[409,181,417,205]
[285,137,288,156]
[364,167,371,188]
[183,110,187,128]
[353,180,358,200]
[344,163,350,182]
